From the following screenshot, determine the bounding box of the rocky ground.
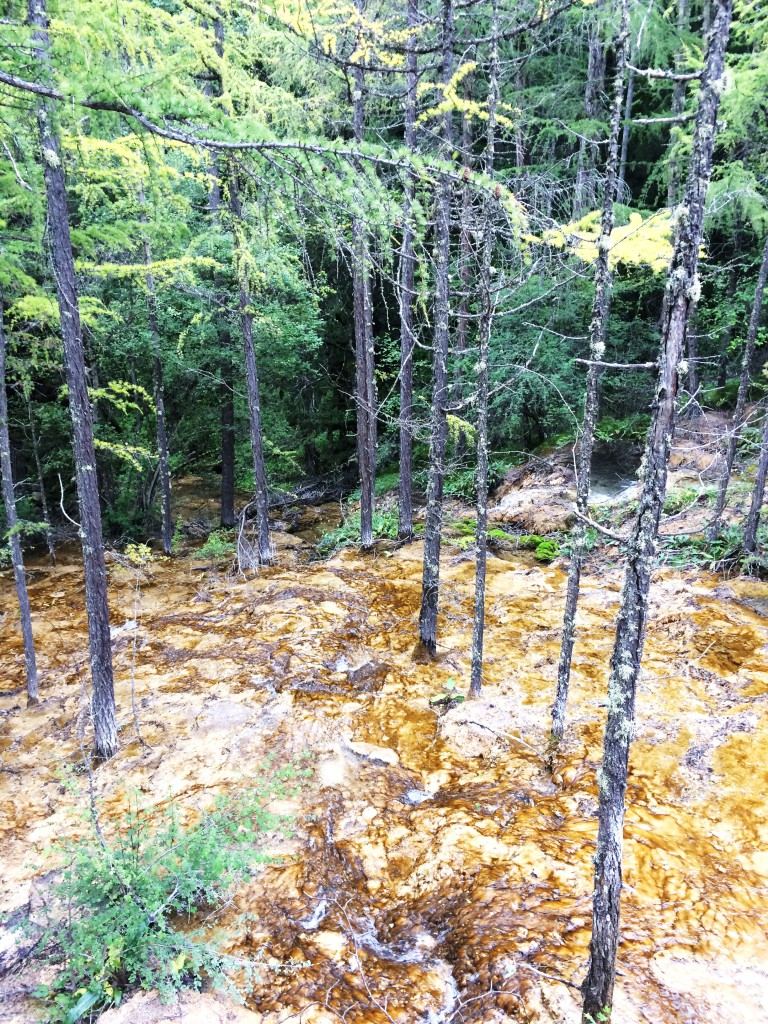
[1,472,768,1022]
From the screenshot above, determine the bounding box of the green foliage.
[663,487,703,515]
[533,539,560,563]
[660,524,744,570]
[193,529,236,561]
[37,761,312,1022]
[316,508,401,556]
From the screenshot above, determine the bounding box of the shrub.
[316,507,401,556]
[193,529,236,561]
[36,760,311,1022]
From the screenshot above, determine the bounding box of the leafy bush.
[442,462,510,503]
[663,487,702,514]
[316,507,401,556]
[193,529,236,561]
[37,761,311,1022]
[660,523,743,570]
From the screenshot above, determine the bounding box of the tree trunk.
[581,3,733,1017]
[353,0,376,549]
[29,0,117,759]
[418,0,454,656]
[139,186,173,556]
[618,0,653,198]
[667,0,690,208]
[27,396,55,565]
[469,0,500,699]
[397,0,419,542]
[0,292,39,703]
[743,402,768,553]
[220,356,236,528]
[551,0,630,745]
[708,233,768,540]
[574,21,606,218]
[227,160,272,565]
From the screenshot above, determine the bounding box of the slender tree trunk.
[743,402,768,554]
[29,0,116,759]
[514,63,526,171]
[353,0,376,549]
[617,0,653,198]
[0,294,39,703]
[228,161,271,565]
[717,257,739,389]
[708,233,768,539]
[469,0,500,699]
[582,4,733,1017]
[418,0,455,656]
[667,0,690,208]
[27,396,55,565]
[397,0,419,541]
[220,357,236,528]
[574,22,606,218]
[455,74,474,359]
[138,186,173,556]
[551,0,630,745]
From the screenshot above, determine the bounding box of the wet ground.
[1,518,768,1022]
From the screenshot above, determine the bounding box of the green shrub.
[316,507,400,556]
[193,529,236,561]
[663,487,701,514]
[36,760,311,1022]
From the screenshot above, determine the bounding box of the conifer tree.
[28,0,117,759]
[582,2,734,1015]
[0,289,38,703]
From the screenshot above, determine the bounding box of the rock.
[196,700,252,731]
[98,990,262,1024]
[489,486,575,534]
[344,740,400,766]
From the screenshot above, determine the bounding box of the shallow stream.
[1,521,768,1022]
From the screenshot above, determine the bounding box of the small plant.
[316,508,400,556]
[193,529,236,561]
[36,760,312,1022]
[171,516,184,554]
[429,676,465,709]
[663,487,700,515]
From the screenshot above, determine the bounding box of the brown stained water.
[1,527,768,1022]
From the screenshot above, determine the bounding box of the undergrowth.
[316,507,409,555]
[36,757,312,1023]
[193,529,236,561]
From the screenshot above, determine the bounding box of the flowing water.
[1,521,768,1022]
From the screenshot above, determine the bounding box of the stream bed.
[1,527,768,1022]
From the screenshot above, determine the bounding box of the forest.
[1,0,767,1021]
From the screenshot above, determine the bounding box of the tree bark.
[29,0,116,759]
[138,185,173,556]
[0,292,39,703]
[27,396,55,565]
[708,233,768,540]
[581,3,733,1017]
[574,20,606,218]
[551,0,630,745]
[353,0,377,549]
[227,160,272,565]
[469,0,500,699]
[667,0,690,208]
[743,401,768,553]
[418,0,455,656]
[220,357,236,528]
[397,0,419,541]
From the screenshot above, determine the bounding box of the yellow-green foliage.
[544,209,677,272]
